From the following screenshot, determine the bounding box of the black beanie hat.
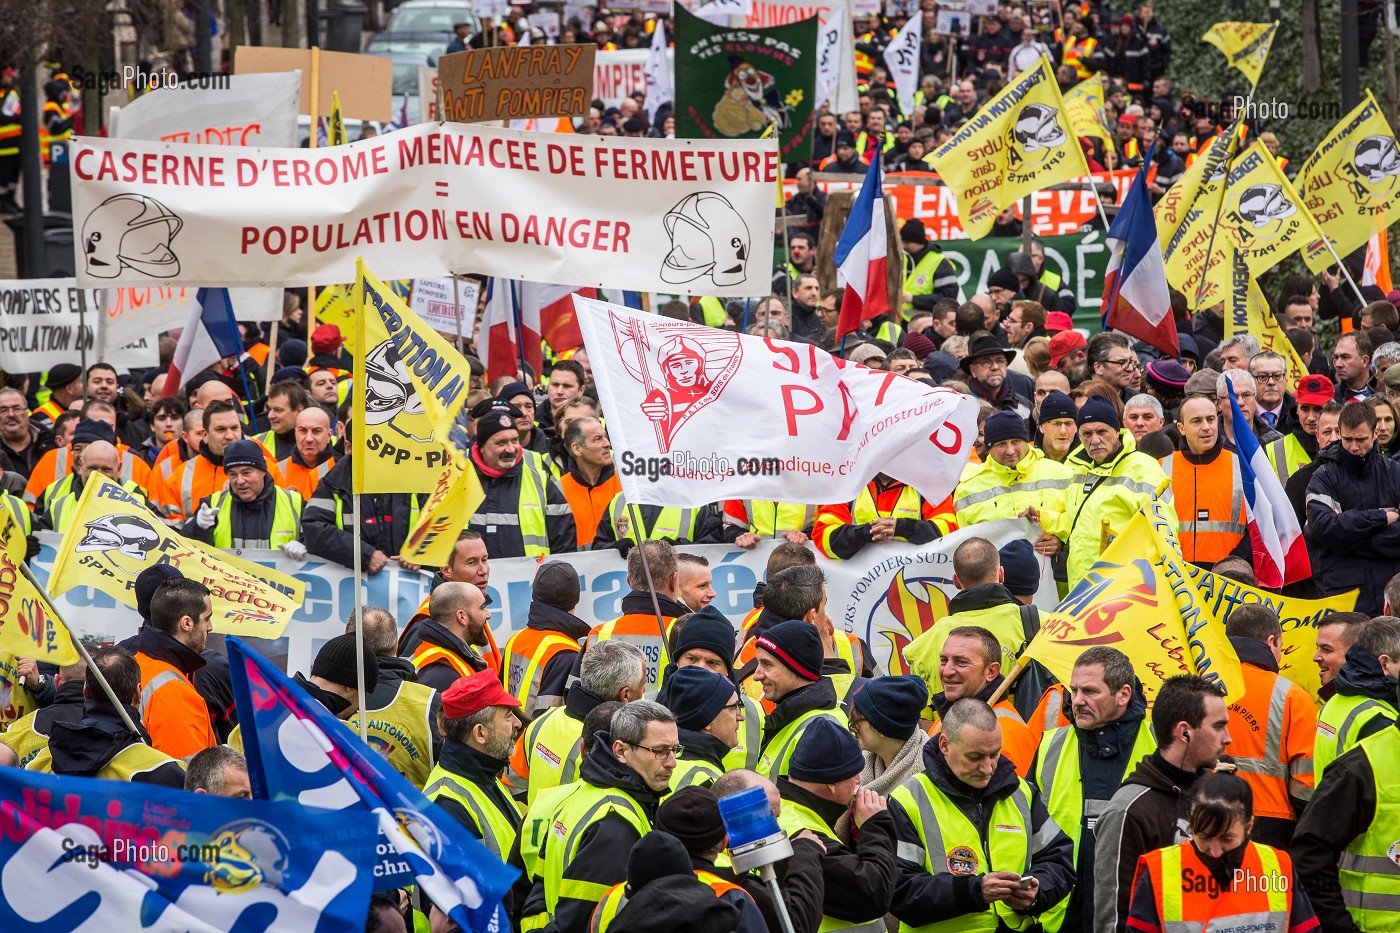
[657,666,735,732]
[672,605,738,669]
[627,831,695,893]
[1037,390,1076,424]
[982,410,1030,447]
[788,716,865,782]
[1076,395,1121,430]
[754,619,823,682]
[853,675,929,741]
[311,633,379,694]
[656,786,727,855]
[135,563,184,623]
[72,419,117,446]
[475,408,521,446]
[987,268,1020,293]
[533,561,581,610]
[998,539,1040,597]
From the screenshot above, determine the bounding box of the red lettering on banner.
[781,385,823,435]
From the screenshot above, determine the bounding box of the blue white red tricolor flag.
[163,287,243,396]
[1101,149,1178,358]
[833,154,890,340]
[1226,379,1310,587]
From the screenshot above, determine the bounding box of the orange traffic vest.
[134,650,217,759]
[1063,36,1098,78]
[410,640,479,680]
[1029,683,1071,742]
[278,454,336,502]
[30,399,63,426]
[929,699,1038,777]
[149,444,282,521]
[558,470,622,547]
[1226,663,1318,822]
[585,613,680,693]
[24,443,150,507]
[1162,450,1245,565]
[410,597,502,675]
[1134,841,1293,930]
[500,628,579,713]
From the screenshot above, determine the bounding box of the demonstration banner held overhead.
[0,277,157,371]
[0,766,380,932]
[574,295,979,508]
[1295,90,1400,272]
[929,57,1091,240]
[46,475,306,639]
[674,6,820,162]
[70,122,779,296]
[411,275,481,336]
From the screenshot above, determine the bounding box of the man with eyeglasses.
[537,700,678,933]
[1215,369,1282,447]
[960,334,1033,419]
[1087,333,1142,401]
[657,666,744,791]
[0,386,53,480]
[1249,350,1296,435]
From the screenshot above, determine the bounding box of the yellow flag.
[1224,257,1311,390]
[1157,123,1242,309]
[1062,74,1111,145]
[1025,512,1245,702]
[315,284,358,354]
[353,259,475,494]
[0,511,77,665]
[930,57,1091,240]
[1202,21,1279,87]
[47,475,305,639]
[1296,91,1400,271]
[400,464,486,566]
[1218,141,1327,278]
[329,90,347,147]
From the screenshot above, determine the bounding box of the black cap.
[998,539,1040,597]
[46,363,82,390]
[987,268,1021,292]
[900,218,928,244]
[1037,390,1076,424]
[672,605,738,670]
[311,633,379,694]
[627,831,694,893]
[533,561,581,610]
[656,787,727,855]
[71,419,117,446]
[789,716,864,782]
[836,129,857,147]
[135,564,184,624]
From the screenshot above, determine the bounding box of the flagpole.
[19,563,140,734]
[308,46,321,349]
[351,491,368,740]
[627,502,671,669]
[512,280,528,383]
[265,321,279,394]
[222,292,262,432]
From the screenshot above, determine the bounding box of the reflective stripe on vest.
[523,706,585,803]
[1339,726,1400,927]
[351,679,437,788]
[901,248,947,313]
[723,693,764,772]
[735,499,817,537]
[759,707,846,781]
[888,773,1040,933]
[670,755,724,790]
[1151,841,1290,932]
[502,630,578,712]
[1231,675,1309,801]
[422,768,519,858]
[411,644,477,679]
[590,615,672,693]
[853,483,924,523]
[1316,695,1397,781]
[1162,451,1245,563]
[210,487,302,549]
[609,493,698,543]
[544,786,651,911]
[481,456,553,555]
[138,669,184,716]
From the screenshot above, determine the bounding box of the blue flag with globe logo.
[227,636,516,933]
[0,765,378,931]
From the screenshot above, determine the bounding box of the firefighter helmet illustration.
[1013,104,1066,153]
[203,819,292,892]
[75,514,160,561]
[1354,135,1400,186]
[1236,184,1296,228]
[81,193,183,280]
[363,339,431,441]
[661,192,751,288]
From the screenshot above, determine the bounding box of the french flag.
[480,280,591,383]
[163,288,243,396]
[833,154,889,340]
[1101,148,1178,358]
[1226,378,1310,588]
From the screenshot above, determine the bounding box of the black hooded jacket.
[761,678,840,753]
[523,600,590,712]
[1325,645,1399,741]
[778,777,898,925]
[608,875,742,933]
[46,698,185,788]
[1304,441,1400,613]
[409,619,487,693]
[431,737,519,844]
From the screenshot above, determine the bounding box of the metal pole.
[18,66,43,279]
[195,0,214,73]
[307,48,321,347]
[265,321,280,393]
[77,287,88,379]
[1342,0,1361,112]
[351,491,368,739]
[1019,194,1033,254]
[453,275,464,351]
[627,503,672,656]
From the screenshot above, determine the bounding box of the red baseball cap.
[1045,311,1074,333]
[1048,330,1087,367]
[1295,374,1335,407]
[442,670,522,719]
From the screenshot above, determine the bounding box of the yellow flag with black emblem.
[1202,21,1279,88]
[0,508,77,665]
[400,463,486,566]
[353,258,474,494]
[1157,121,1241,309]
[46,475,305,639]
[1217,141,1326,279]
[1063,74,1111,145]
[1295,90,1400,271]
[1224,256,1310,390]
[328,90,347,147]
[930,57,1090,240]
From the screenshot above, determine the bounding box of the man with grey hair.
[349,607,442,788]
[1249,350,1296,434]
[185,746,251,798]
[534,699,678,933]
[1216,368,1282,445]
[519,639,646,804]
[889,698,1074,932]
[1371,341,1400,385]
[1217,334,1260,372]
[1122,394,1165,443]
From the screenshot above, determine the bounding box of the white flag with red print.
[574,295,979,507]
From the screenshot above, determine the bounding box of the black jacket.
[17,678,85,756]
[1304,442,1400,613]
[1325,645,1399,735]
[761,678,840,754]
[467,456,577,558]
[608,875,743,933]
[432,737,520,843]
[1292,721,1396,933]
[522,600,589,713]
[0,423,55,480]
[46,698,186,788]
[549,734,667,933]
[182,474,290,547]
[303,455,421,568]
[407,619,487,693]
[890,740,1075,929]
[694,847,827,933]
[778,777,897,924]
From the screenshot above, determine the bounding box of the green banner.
[936,231,1113,331]
[674,6,819,163]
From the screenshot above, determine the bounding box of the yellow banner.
[329,90,347,147]
[1296,91,1400,271]
[353,259,475,494]
[1225,257,1311,391]
[1063,74,1111,145]
[400,464,485,566]
[1157,125,1240,309]
[47,476,305,639]
[1025,512,1245,702]
[930,57,1091,240]
[0,510,77,665]
[315,284,358,355]
[1202,21,1278,87]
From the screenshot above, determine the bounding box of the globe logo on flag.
[203,819,293,892]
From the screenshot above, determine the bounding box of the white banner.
[644,19,675,121]
[71,123,778,296]
[575,295,979,508]
[418,66,441,124]
[746,0,857,112]
[109,72,302,148]
[594,49,675,109]
[814,17,844,109]
[410,276,480,336]
[94,285,281,361]
[0,278,157,371]
[34,519,1052,677]
[883,24,921,117]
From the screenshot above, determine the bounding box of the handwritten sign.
[438,44,596,123]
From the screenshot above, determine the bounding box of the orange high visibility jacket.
[1063,36,1099,78]
[1132,841,1296,932]
[134,651,217,759]
[558,469,622,547]
[1029,683,1072,742]
[1161,448,1246,565]
[24,443,150,507]
[278,453,337,503]
[812,480,956,559]
[151,437,188,488]
[1226,661,1318,823]
[584,612,681,694]
[929,698,1038,777]
[409,597,502,675]
[500,628,580,714]
[147,444,282,521]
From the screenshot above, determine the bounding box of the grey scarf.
[834,729,929,845]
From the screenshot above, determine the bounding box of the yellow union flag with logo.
[400,463,485,566]
[1024,512,1245,702]
[47,475,305,639]
[0,510,77,665]
[1063,74,1111,145]
[354,258,475,495]
[1296,91,1400,271]
[930,57,1090,240]
[1202,21,1279,87]
[1225,256,1310,390]
[1157,124,1241,309]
